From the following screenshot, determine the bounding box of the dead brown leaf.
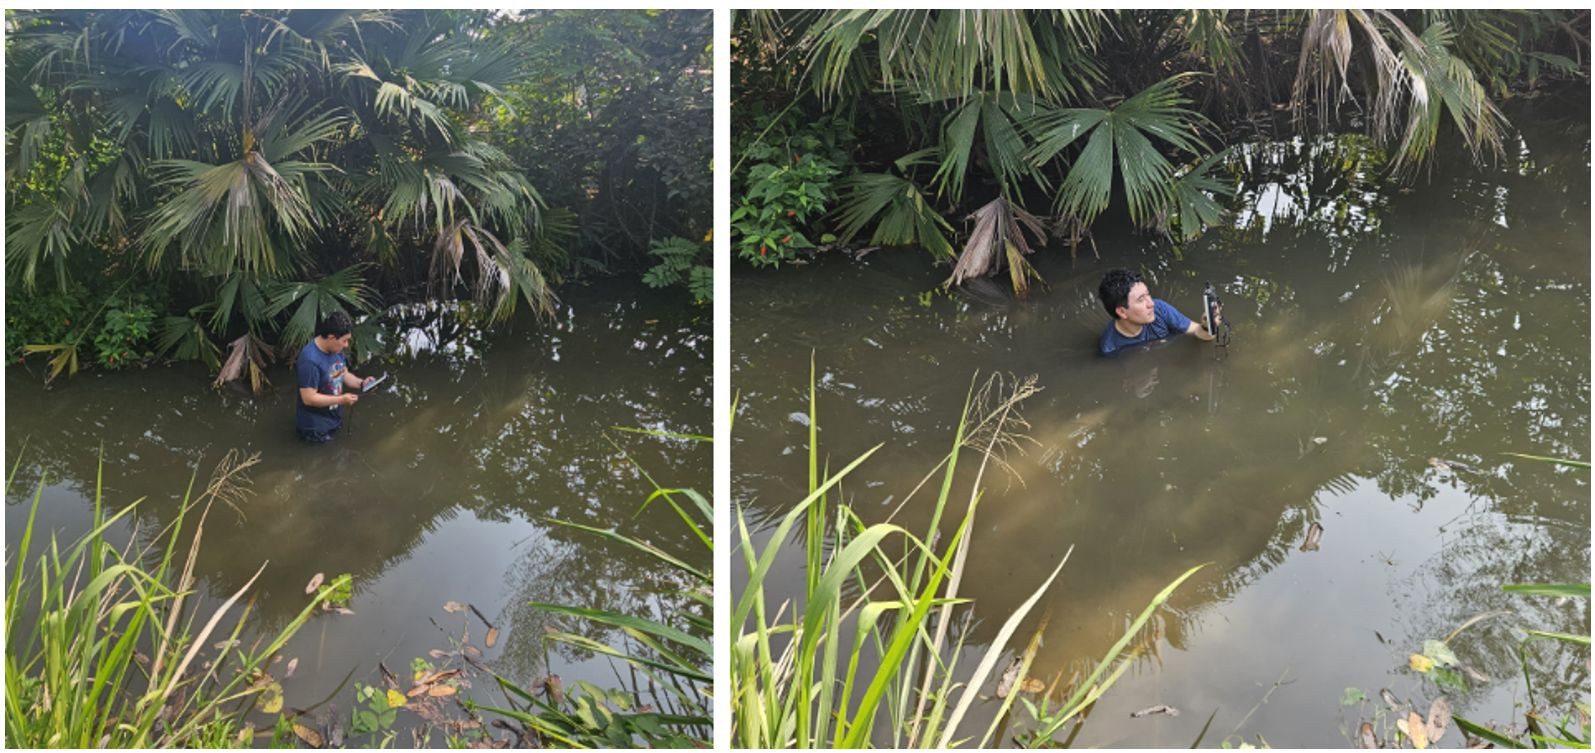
[485,626,499,648]
[1426,696,1452,745]
[1358,722,1379,749]
[285,657,299,679]
[292,722,324,748]
[305,573,325,594]
[429,684,458,698]
[1019,677,1046,694]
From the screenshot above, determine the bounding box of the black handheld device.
[1203,282,1231,348]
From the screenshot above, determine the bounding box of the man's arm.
[341,368,367,391]
[1184,303,1223,342]
[301,387,357,408]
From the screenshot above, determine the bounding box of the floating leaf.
[238,724,255,746]
[1409,653,1434,673]
[428,684,457,697]
[444,601,466,613]
[1398,710,1429,749]
[1342,687,1367,706]
[260,682,284,714]
[1380,688,1404,711]
[1019,677,1045,694]
[386,689,408,709]
[333,607,355,615]
[543,674,564,705]
[428,649,450,659]
[1130,704,1180,718]
[994,656,1021,699]
[1422,640,1459,667]
[305,573,325,594]
[485,626,499,648]
[1432,666,1468,691]
[285,657,298,679]
[292,722,324,748]
[1426,697,1452,745]
[1358,722,1379,749]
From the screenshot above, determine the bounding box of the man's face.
[1116,282,1155,325]
[324,333,352,354]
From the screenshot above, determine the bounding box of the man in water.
[1097,269,1221,355]
[296,311,375,443]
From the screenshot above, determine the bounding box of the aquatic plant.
[3,450,346,748]
[731,360,1202,748]
[472,429,712,747]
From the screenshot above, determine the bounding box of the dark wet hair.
[1098,269,1145,319]
[316,310,354,339]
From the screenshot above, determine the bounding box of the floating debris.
[543,674,564,705]
[285,657,299,679]
[1300,522,1324,552]
[444,601,466,613]
[1380,688,1405,712]
[305,573,325,594]
[1396,710,1429,749]
[1358,722,1379,749]
[995,656,1021,699]
[1130,704,1180,718]
[291,722,323,748]
[1426,697,1452,745]
[1019,677,1046,694]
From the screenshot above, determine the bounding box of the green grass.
[731,361,1201,748]
[4,449,346,748]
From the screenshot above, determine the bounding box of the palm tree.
[5,10,561,388]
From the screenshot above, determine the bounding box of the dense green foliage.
[5,10,709,386]
[732,10,1588,292]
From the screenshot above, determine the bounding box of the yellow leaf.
[1409,653,1434,673]
[291,722,323,748]
[702,229,713,242]
[260,682,284,714]
[386,689,407,709]
[1407,711,1429,749]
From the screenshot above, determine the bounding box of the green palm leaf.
[1028,73,1209,226]
[265,265,378,352]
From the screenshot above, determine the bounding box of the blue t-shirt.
[1099,299,1193,355]
[296,341,348,434]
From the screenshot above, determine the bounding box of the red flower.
[759,245,767,256]
[782,235,791,244]
[793,154,801,162]
[786,210,796,218]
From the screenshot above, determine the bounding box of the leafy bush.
[643,235,714,303]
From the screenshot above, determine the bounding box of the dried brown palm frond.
[948,196,1049,298]
[215,333,275,394]
[430,220,558,322]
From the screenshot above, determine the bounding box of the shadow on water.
[732,100,1589,747]
[5,277,710,723]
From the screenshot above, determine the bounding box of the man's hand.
[339,392,360,406]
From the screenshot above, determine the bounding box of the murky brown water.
[5,278,710,741]
[732,101,1590,747]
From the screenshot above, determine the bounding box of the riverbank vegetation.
[731,366,1201,747]
[5,450,347,747]
[5,436,713,748]
[5,10,711,387]
[732,10,1588,291]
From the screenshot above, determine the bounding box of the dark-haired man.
[1097,269,1220,355]
[295,311,375,443]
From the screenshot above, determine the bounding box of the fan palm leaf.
[834,159,956,260]
[929,92,1045,204]
[1027,73,1210,227]
[805,10,1103,103]
[265,265,378,352]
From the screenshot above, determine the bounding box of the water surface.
[6,277,711,739]
[732,103,1590,747]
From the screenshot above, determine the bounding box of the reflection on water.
[733,102,1589,747]
[5,278,710,727]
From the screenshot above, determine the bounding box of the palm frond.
[834,168,956,260]
[948,196,1047,297]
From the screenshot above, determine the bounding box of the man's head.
[1098,269,1155,325]
[315,311,354,353]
